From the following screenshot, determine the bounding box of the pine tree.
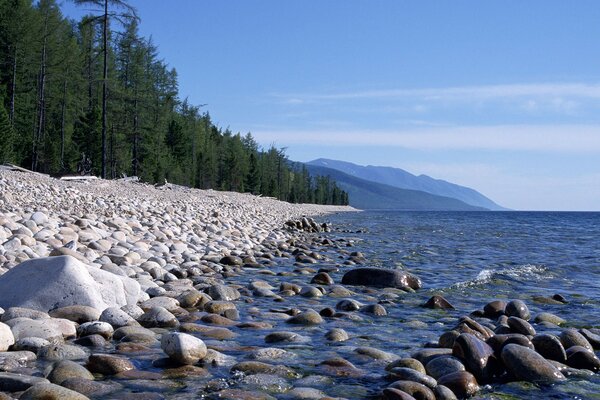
[0,98,14,163]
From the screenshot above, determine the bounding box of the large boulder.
[341,267,421,290]
[0,256,140,312]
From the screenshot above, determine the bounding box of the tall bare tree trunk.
[60,77,68,169]
[10,47,17,124]
[33,26,48,171]
[101,0,108,179]
[132,95,139,176]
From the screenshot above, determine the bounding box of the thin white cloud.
[275,83,600,102]
[252,124,600,153]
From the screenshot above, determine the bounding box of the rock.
[0,256,139,312]
[86,354,135,375]
[501,343,566,383]
[580,329,600,349]
[533,312,565,326]
[161,332,207,365]
[138,306,178,328]
[219,255,242,266]
[560,329,593,351]
[248,347,296,361]
[46,360,94,384]
[335,299,362,311]
[422,295,454,310]
[411,348,453,365]
[434,385,458,400]
[286,387,328,399]
[140,296,180,312]
[361,304,387,316]
[483,300,506,318]
[355,347,398,361]
[382,388,418,400]
[77,321,113,339]
[452,333,500,382]
[310,272,334,285]
[60,378,121,397]
[437,371,479,398]
[13,337,50,353]
[507,316,536,336]
[487,334,534,356]
[99,307,138,329]
[19,382,90,400]
[0,322,14,351]
[49,306,101,324]
[11,318,75,341]
[531,334,567,362]
[38,344,89,361]
[0,372,49,392]
[325,328,349,342]
[74,334,107,348]
[341,267,421,290]
[264,331,304,343]
[230,361,296,378]
[387,367,437,389]
[425,356,465,380]
[286,309,323,325]
[204,301,236,315]
[386,358,426,374]
[387,381,435,400]
[1,307,49,321]
[505,300,530,320]
[565,346,600,371]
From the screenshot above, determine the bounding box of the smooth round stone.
[437,371,479,398]
[48,306,100,324]
[86,354,135,375]
[265,331,302,343]
[99,307,138,329]
[10,318,72,341]
[240,373,292,393]
[1,307,50,322]
[425,356,465,380]
[335,299,362,311]
[566,346,600,371]
[13,337,50,353]
[161,332,207,365]
[355,347,398,361]
[387,367,437,389]
[60,377,121,397]
[299,286,323,298]
[360,304,387,316]
[204,301,236,315]
[140,297,180,312]
[138,307,178,328]
[207,284,240,301]
[483,300,507,319]
[580,329,600,349]
[219,256,243,266]
[38,344,89,361]
[434,384,458,400]
[386,358,426,374]
[286,310,323,325]
[177,290,209,308]
[387,381,435,400]
[341,267,422,290]
[0,372,49,392]
[113,325,157,341]
[310,272,334,285]
[19,382,89,400]
[533,312,565,326]
[230,361,295,377]
[560,329,593,351]
[501,343,566,383]
[0,322,14,351]
[46,360,94,385]
[201,314,236,326]
[382,388,418,400]
[531,334,567,362]
[422,295,454,310]
[452,333,500,382]
[74,334,107,348]
[77,321,114,339]
[248,348,296,361]
[325,328,349,342]
[487,334,534,356]
[411,348,453,365]
[208,388,276,400]
[507,316,536,336]
[505,300,530,320]
[438,330,460,349]
[286,387,327,399]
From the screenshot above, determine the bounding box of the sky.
[60,1,600,211]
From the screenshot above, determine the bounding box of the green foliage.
[0,0,349,206]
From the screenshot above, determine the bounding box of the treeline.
[0,0,348,206]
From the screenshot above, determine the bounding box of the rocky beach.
[0,169,599,400]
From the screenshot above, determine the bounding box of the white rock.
[160,332,207,365]
[0,322,15,351]
[0,255,140,312]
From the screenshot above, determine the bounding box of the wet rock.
[361,304,387,316]
[38,344,89,361]
[507,316,536,336]
[425,356,465,380]
[452,333,500,382]
[387,367,437,389]
[483,300,506,319]
[20,382,90,400]
[531,334,567,362]
[286,309,323,325]
[219,255,243,266]
[207,284,240,301]
[299,286,323,298]
[386,380,435,400]
[48,305,100,324]
[533,312,565,326]
[434,385,458,400]
[560,329,593,351]
[99,307,138,329]
[565,346,600,371]
[505,300,530,320]
[355,346,398,361]
[265,331,303,343]
[580,328,600,349]
[0,372,49,392]
[161,332,207,365]
[438,330,460,348]
[311,272,334,285]
[422,295,454,310]
[230,361,296,378]
[341,267,421,290]
[74,334,107,348]
[240,373,291,393]
[325,328,349,342]
[335,299,362,311]
[86,354,135,375]
[437,371,479,398]
[207,388,276,400]
[13,337,49,353]
[487,334,534,356]
[46,360,94,385]
[77,321,113,339]
[138,306,178,328]
[382,388,418,400]
[319,307,336,317]
[386,358,426,374]
[411,348,453,365]
[248,347,296,361]
[286,387,328,399]
[501,343,566,383]
[60,378,121,397]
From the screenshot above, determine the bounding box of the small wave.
[451,264,548,289]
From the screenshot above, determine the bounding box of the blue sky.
[61,1,600,211]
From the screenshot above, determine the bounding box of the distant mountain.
[303,164,487,211]
[308,159,506,210]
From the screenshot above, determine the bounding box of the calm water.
[323,211,600,399]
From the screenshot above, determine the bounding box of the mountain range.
[305,159,506,211]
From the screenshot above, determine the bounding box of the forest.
[0,0,349,206]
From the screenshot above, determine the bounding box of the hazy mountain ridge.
[303,164,487,211]
[308,158,506,210]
